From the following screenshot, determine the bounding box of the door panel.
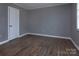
[8,6,19,40]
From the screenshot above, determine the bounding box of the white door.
[8,6,19,40]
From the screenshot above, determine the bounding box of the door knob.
[9,25,12,27]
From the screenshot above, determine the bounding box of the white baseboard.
[0,39,10,45]
[19,33,28,38]
[0,38,14,45]
[69,39,79,51]
[27,33,72,40]
[0,33,28,45]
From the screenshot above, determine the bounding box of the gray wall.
[20,9,29,35]
[0,4,8,42]
[71,4,79,46]
[28,4,72,37]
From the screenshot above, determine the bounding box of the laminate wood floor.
[0,35,79,56]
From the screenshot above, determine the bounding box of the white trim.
[19,33,28,38]
[0,38,14,45]
[27,33,72,39]
[69,39,79,51]
[0,40,10,45]
[0,33,28,45]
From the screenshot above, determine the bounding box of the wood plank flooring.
[0,35,79,56]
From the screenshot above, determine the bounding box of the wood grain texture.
[0,35,79,56]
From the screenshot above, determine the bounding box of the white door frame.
[8,6,20,40]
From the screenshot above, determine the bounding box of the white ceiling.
[14,3,68,10]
